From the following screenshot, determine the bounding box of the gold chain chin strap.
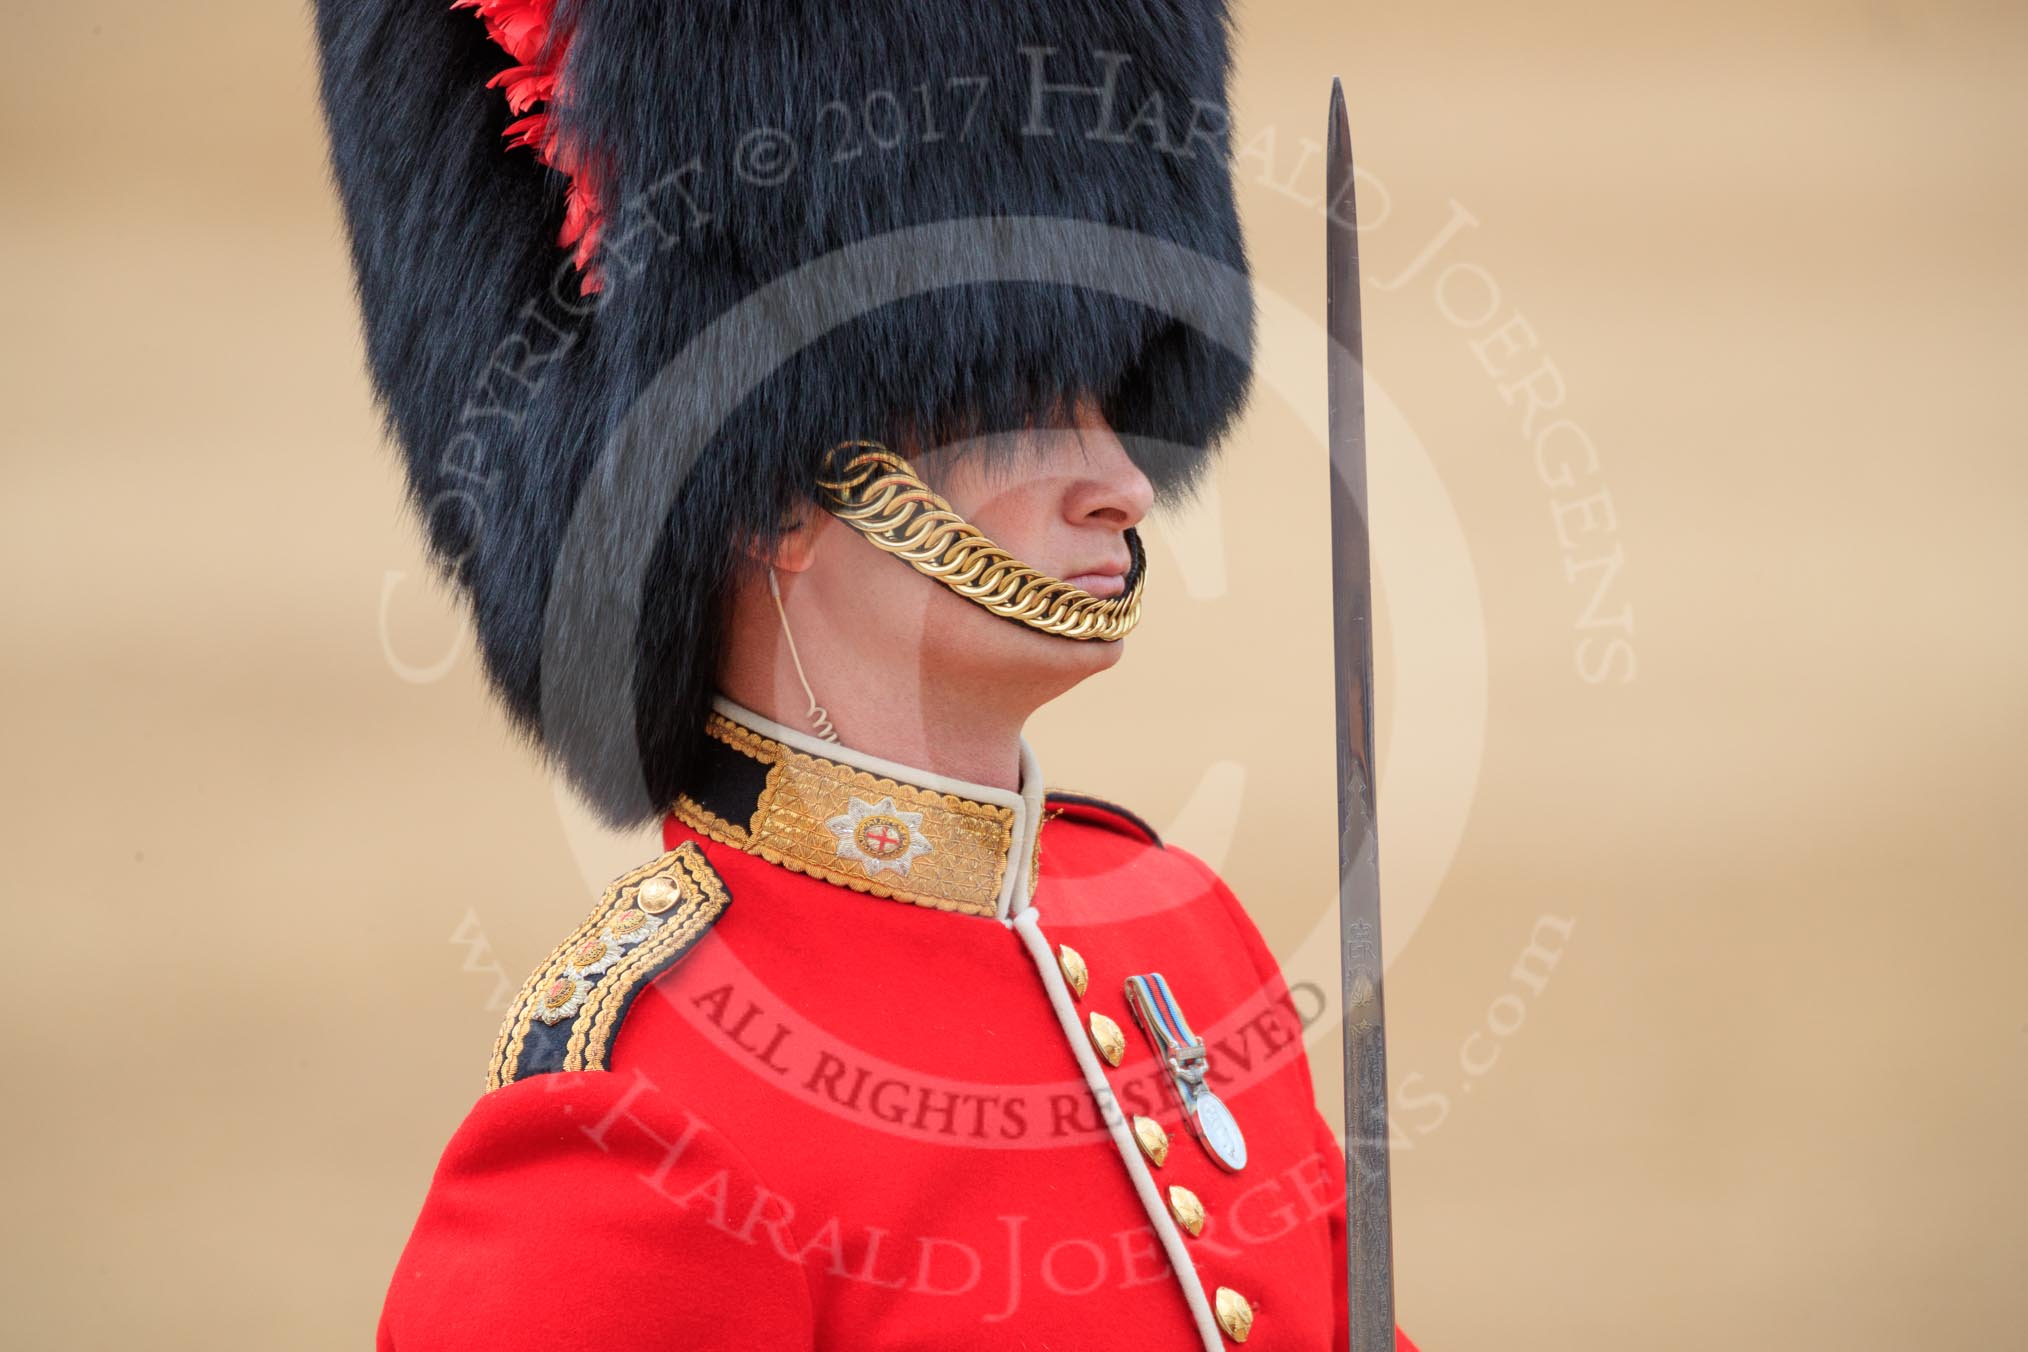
[814,440,1146,641]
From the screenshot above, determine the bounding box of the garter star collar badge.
[827,795,933,878]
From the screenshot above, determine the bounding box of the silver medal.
[1124,973,1248,1172]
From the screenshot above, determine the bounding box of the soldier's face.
[926,397,1154,604]
[800,397,1157,711]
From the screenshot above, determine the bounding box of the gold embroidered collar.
[672,696,1046,920]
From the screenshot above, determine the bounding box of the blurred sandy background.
[3,2,2023,1348]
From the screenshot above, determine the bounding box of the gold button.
[1132,1115,1169,1166]
[1057,943,1089,999]
[1088,1011,1125,1067]
[1168,1184,1205,1237]
[635,874,681,914]
[1214,1286,1254,1342]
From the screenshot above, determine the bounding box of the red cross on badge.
[857,816,908,858]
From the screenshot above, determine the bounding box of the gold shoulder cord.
[487,842,730,1089]
[814,441,1146,641]
[563,848,728,1073]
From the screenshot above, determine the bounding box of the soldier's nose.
[1061,407,1156,531]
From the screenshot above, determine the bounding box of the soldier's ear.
[737,502,822,574]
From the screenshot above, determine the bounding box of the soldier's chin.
[948,605,1129,701]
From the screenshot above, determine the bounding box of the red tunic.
[379,699,1416,1350]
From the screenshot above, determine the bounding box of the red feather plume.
[453,0,607,293]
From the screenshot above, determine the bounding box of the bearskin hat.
[313,0,1256,826]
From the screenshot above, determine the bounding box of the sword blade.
[1327,75,1396,1352]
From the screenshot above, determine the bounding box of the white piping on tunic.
[1007,905,1224,1352]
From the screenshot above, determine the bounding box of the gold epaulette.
[487,841,731,1090]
